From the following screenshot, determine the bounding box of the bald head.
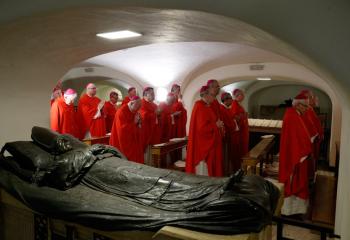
[86,83,97,97]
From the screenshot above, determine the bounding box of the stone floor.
[271,225,336,240]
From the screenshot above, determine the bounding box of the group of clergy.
[50,79,249,179]
[279,90,323,216]
[50,82,187,165]
[185,79,249,177]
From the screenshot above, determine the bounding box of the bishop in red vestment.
[121,87,136,106]
[231,89,249,158]
[159,93,176,143]
[104,91,119,133]
[50,88,79,138]
[139,87,161,149]
[220,92,240,175]
[170,84,187,138]
[186,86,223,177]
[77,83,106,139]
[279,93,312,215]
[109,96,144,164]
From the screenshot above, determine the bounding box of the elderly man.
[50,88,79,138]
[110,96,144,163]
[77,83,106,139]
[50,81,63,106]
[121,87,137,106]
[207,79,225,136]
[186,86,223,177]
[139,87,161,148]
[279,93,313,216]
[104,91,119,133]
[231,89,249,159]
[170,84,187,138]
[159,92,176,142]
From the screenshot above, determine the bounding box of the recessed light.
[96,30,142,40]
[257,77,271,81]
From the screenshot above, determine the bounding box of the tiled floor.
[271,225,336,240]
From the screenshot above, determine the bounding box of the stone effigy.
[0,126,279,234]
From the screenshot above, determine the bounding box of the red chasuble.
[220,104,240,175]
[50,97,79,138]
[109,104,144,164]
[171,98,187,138]
[231,100,249,157]
[104,101,118,133]
[159,102,174,143]
[302,107,323,177]
[77,94,106,139]
[121,96,131,106]
[139,99,161,148]
[279,108,312,200]
[210,99,225,137]
[186,100,223,177]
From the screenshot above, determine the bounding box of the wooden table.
[151,139,187,168]
[249,126,281,134]
[241,136,275,175]
[82,135,110,145]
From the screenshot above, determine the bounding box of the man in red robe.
[104,91,119,133]
[159,93,176,142]
[220,92,240,175]
[207,79,225,136]
[50,88,79,138]
[186,86,223,177]
[231,89,249,158]
[170,84,187,138]
[110,96,144,164]
[121,87,137,106]
[139,87,161,148]
[279,93,312,215]
[50,81,63,106]
[77,83,106,139]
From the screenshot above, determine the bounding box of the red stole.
[186,100,223,177]
[77,94,106,138]
[159,102,174,142]
[230,100,249,157]
[139,99,161,148]
[171,98,187,138]
[104,101,118,133]
[220,104,240,175]
[121,96,131,106]
[109,104,144,164]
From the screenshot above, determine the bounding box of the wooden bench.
[82,135,110,145]
[241,136,275,175]
[151,139,187,169]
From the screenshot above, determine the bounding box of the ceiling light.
[96,30,142,40]
[257,77,271,81]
